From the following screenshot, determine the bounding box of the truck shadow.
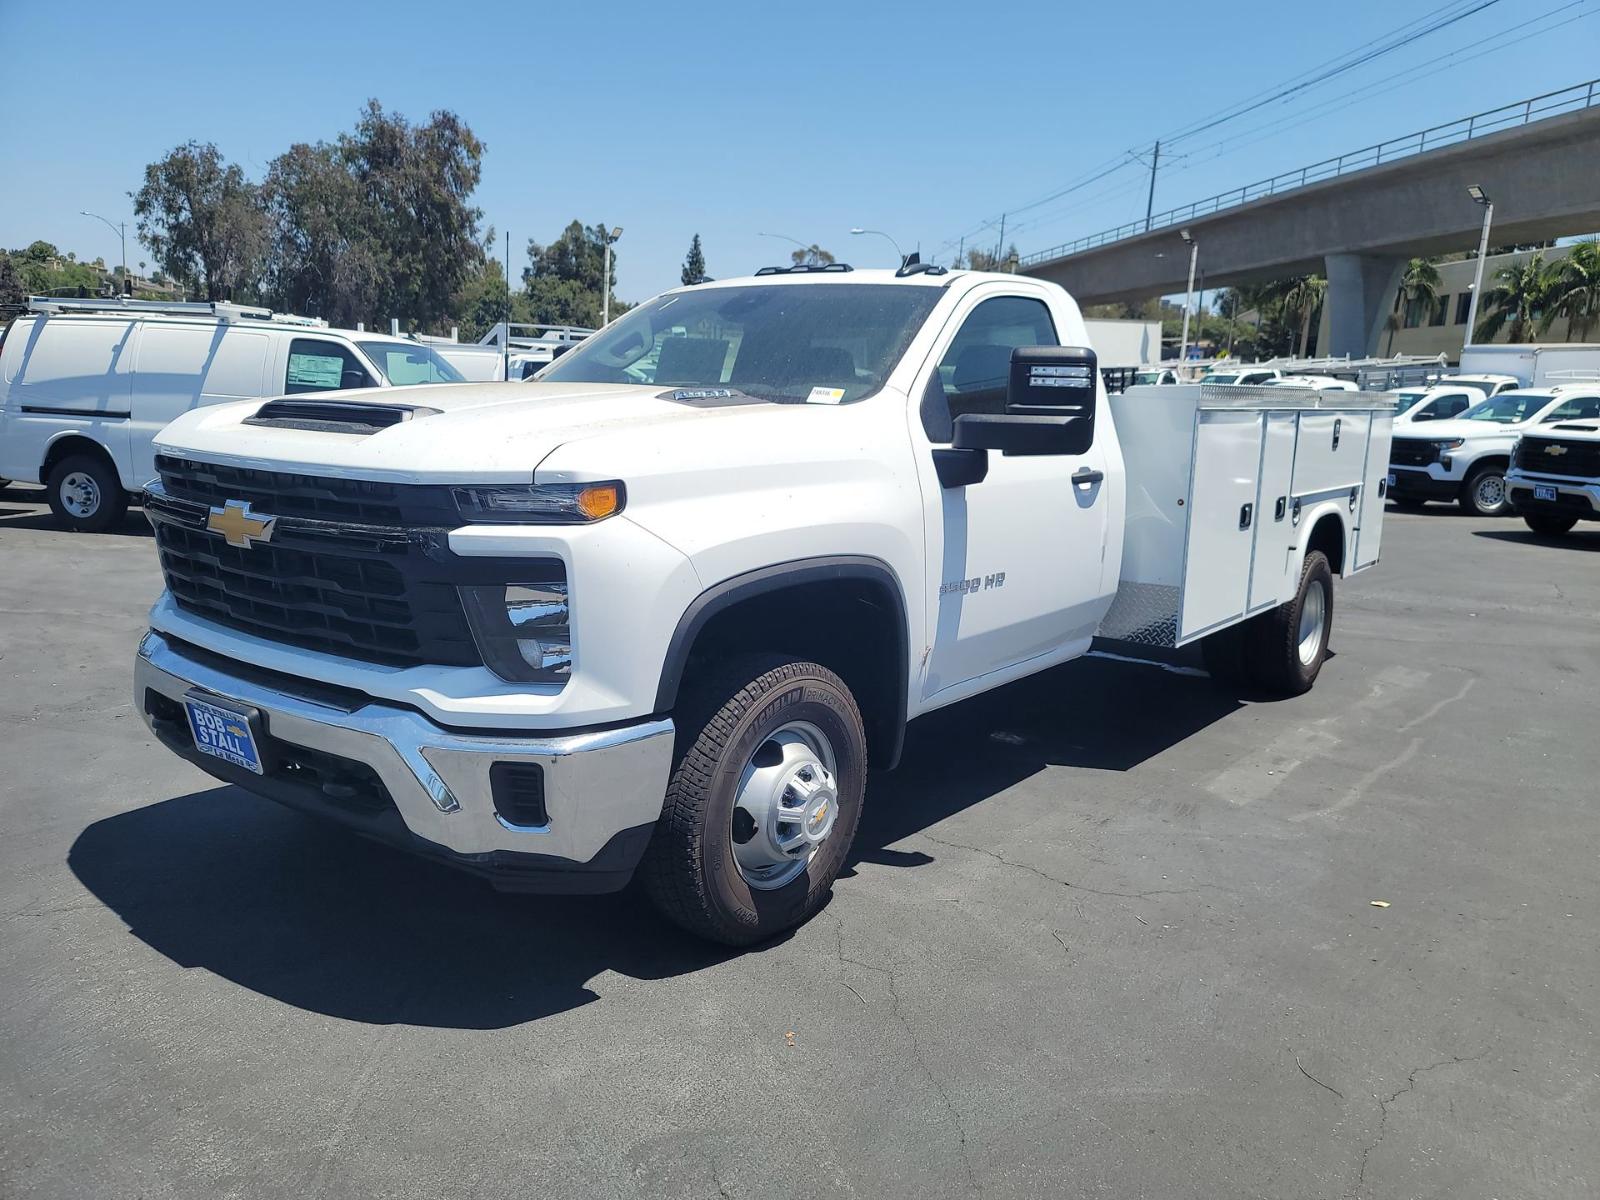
[1473,528,1600,552]
[0,486,151,537]
[850,652,1240,870]
[66,654,1239,1029]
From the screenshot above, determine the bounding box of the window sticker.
[806,386,846,405]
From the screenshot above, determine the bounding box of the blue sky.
[3,0,1597,303]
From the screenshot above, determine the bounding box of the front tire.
[1245,550,1333,696]
[641,655,867,946]
[1523,513,1577,537]
[45,453,127,533]
[1461,464,1510,517]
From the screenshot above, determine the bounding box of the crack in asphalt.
[830,911,981,1198]
[918,833,1229,905]
[1348,1049,1491,1200]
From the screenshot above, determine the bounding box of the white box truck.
[133,266,1394,944]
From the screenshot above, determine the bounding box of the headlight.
[459,580,572,684]
[454,481,624,524]
[1436,439,1464,451]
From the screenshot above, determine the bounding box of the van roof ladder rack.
[25,296,326,326]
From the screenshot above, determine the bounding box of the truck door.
[909,288,1114,704]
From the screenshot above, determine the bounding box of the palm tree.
[1386,258,1441,355]
[1539,239,1600,342]
[1280,274,1327,358]
[1474,253,1548,343]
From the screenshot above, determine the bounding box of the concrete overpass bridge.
[1019,81,1600,357]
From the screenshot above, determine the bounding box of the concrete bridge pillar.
[1323,253,1405,358]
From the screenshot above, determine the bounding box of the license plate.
[1534,484,1558,502]
[1385,473,1396,487]
[184,695,264,775]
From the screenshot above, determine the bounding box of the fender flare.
[653,555,911,769]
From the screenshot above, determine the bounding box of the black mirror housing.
[948,346,1098,457]
[954,412,1091,456]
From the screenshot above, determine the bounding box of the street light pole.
[80,210,127,286]
[1179,230,1199,364]
[601,226,622,327]
[1464,186,1495,348]
[849,227,906,267]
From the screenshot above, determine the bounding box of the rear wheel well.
[41,435,119,485]
[1306,512,1345,575]
[666,575,907,770]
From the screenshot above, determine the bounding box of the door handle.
[1072,468,1104,486]
[1239,503,1254,530]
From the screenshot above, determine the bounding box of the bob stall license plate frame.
[183,691,266,775]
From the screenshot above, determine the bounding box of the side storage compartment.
[1178,409,1263,641]
[1293,412,1371,496]
[1353,411,1393,570]
[1248,411,1299,613]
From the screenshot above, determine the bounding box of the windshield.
[357,340,466,386]
[1461,392,1553,424]
[539,283,944,403]
[1394,389,1430,413]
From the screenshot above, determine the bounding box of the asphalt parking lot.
[1,484,1597,1200]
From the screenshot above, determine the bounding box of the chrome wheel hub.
[1474,473,1506,511]
[1298,579,1327,666]
[730,720,839,890]
[60,471,101,518]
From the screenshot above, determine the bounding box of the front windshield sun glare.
[537,283,943,404]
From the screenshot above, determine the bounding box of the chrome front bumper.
[135,631,675,889]
[1506,471,1600,516]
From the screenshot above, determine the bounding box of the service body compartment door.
[1249,411,1298,612]
[1179,410,1263,641]
[1353,413,1392,569]
[1293,412,1371,495]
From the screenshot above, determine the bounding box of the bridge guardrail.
[1019,78,1600,268]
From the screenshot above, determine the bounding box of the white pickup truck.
[1387,385,1600,515]
[134,267,1394,944]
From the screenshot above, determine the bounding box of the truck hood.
[153,381,783,482]
[1392,417,1527,441]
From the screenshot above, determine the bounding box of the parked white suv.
[1386,387,1600,516]
[0,298,466,531]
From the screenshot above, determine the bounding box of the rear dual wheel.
[641,655,866,946]
[1201,550,1333,697]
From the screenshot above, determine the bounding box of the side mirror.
[955,412,1091,456]
[952,345,1097,457]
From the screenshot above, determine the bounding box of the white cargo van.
[0,298,467,531]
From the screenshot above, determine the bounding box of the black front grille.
[151,457,565,669]
[155,454,458,526]
[1516,437,1600,477]
[1390,439,1443,468]
[155,521,479,666]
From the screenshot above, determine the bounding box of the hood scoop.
[243,398,441,435]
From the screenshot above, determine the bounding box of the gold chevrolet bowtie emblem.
[1548,445,1568,456]
[206,499,277,548]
